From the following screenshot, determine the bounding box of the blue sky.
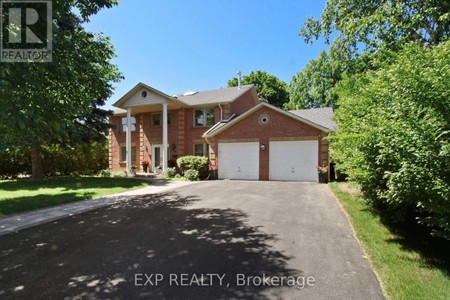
[83,0,329,110]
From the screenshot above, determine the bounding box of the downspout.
[218,103,223,121]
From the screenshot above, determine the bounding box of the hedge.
[329,42,450,239]
[0,142,108,178]
[176,156,209,179]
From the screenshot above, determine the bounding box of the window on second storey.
[152,112,171,127]
[194,108,215,127]
[121,116,136,133]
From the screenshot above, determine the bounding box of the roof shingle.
[289,107,337,130]
[174,84,254,106]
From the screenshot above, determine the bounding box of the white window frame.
[121,116,136,133]
[194,108,215,127]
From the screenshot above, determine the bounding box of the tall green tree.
[329,42,450,239]
[289,0,450,109]
[228,70,289,108]
[300,0,450,53]
[0,0,122,178]
[284,51,344,109]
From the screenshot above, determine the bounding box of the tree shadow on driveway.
[0,192,302,299]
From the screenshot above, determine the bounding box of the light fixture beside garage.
[261,144,266,150]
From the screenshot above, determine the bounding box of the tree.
[329,42,450,239]
[300,0,450,54]
[284,51,344,109]
[0,0,122,178]
[291,0,450,109]
[227,71,289,108]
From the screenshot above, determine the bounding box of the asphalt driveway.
[0,181,384,299]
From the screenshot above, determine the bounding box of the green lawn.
[329,182,450,300]
[0,177,150,216]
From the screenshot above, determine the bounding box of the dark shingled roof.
[174,84,254,106]
[289,107,337,130]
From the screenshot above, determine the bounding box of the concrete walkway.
[0,178,197,236]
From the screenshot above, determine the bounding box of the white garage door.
[269,140,318,181]
[218,142,259,180]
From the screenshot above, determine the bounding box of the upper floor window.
[121,116,136,133]
[194,108,215,127]
[152,112,171,127]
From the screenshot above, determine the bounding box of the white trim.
[162,103,168,170]
[113,82,171,108]
[126,108,132,171]
[202,102,330,138]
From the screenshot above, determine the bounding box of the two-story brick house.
[109,81,336,181]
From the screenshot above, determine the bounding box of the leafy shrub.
[99,169,112,177]
[0,141,108,178]
[330,42,450,239]
[174,174,182,179]
[177,156,209,179]
[164,167,177,178]
[184,169,199,181]
[0,148,31,179]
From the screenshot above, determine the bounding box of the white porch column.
[126,108,132,172]
[162,102,168,170]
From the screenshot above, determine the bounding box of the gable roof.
[174,84,255,106]
[113,82,171,108]
[289,107,337,130]
[203,102,333,138]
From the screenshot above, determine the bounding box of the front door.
[151,144,169,172]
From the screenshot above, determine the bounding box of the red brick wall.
[230,88,258,116]
[183,107,221,156]
[209,106,329,180]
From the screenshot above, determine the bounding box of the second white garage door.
[269,140,318,181]
[218,142,259,180]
